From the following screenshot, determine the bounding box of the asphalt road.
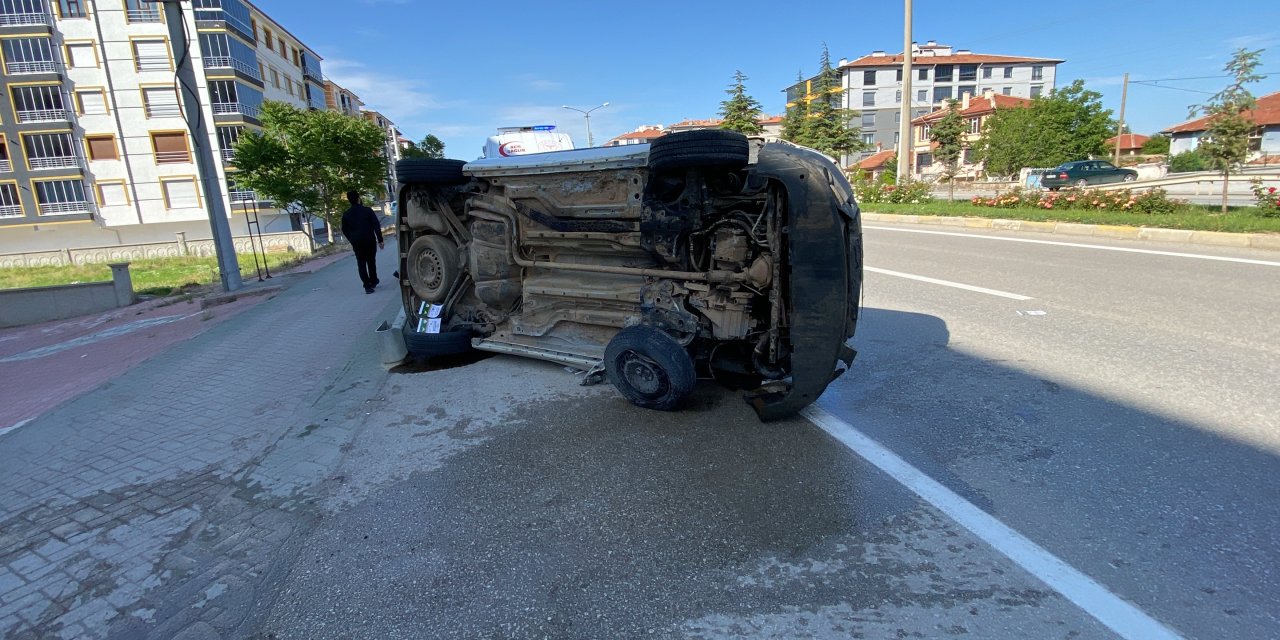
[248,222,1279,639]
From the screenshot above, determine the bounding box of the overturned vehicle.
[394,130,862,421]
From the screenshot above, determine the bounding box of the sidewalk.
[0,246,401,639]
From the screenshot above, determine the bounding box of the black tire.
[402,324,473,358]
[396,158,467,186]
[648,130,749,172]
[1047,187,1060,192]
[406,234,459,303]
[604,326,696,411]
[1123,173,1136,182]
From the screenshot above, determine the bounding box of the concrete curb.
[201,284,285,309]
[862,212,1280,252]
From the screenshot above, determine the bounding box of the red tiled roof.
[1247,154,1280,165]
[616,129,666,140]
[856,149,896,170]
[669,118,722,128]
[1162,91,1280,134]
[758,115,783,125]
[844,52,1061,68]
[1106,134,1150,150]
[911,93,1032,125]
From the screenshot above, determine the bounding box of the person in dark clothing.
[340,191,385,294]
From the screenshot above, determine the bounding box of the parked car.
[393,130,863,421]
[1041,160,1138,189]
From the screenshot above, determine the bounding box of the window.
[11,85,67,122]
[142,86,179,117]
[963,149,974,164]
[917,153,933,167]
[959,65,977,81]
[150,131,190,164]
[895,89,902,103]
[3,37,57,74]
[0,135,9,169]
[863,70,875,86]
[263,29,272,49]
[893,132,900,146]
[34,179,90,215]
[918,125,930,141]
[958,85,976,99]
[982,67,993,79]
[1004,66,1014,78]
[1002,86,1012,96]
[75,88,108,115]
[97,181,128,207]
[65,41,97,68]
[293,47,301,67]
[967,118,980,135]
[894,112,901,125]
[862,91,875,107]
[1032,66,1043,80]
[25,132,80,170]
[251,18,258,42]
[217,125,242,161]
[935,65,953,82]
[918,68,927,80]
[917,89,927,103]
[0,183,20,218]
[85,135,117,160]
[861,133,874,145]
[1030,85,1043,98]
[862,112,875,128]
[125,0,159,22]
[278,38,285,57]
[55,0,86,18]
[896,69,903,82]
[933,86,952,103]
[133,39,170,71]
[161,178,199,209]
[271,68,280,88]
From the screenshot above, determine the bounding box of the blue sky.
[265,0,1280,159]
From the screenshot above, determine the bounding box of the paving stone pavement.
[0,247,402,640]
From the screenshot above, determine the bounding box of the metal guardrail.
[126,8,161,22]
[0,13,51,27]
[5,60,57,74]
[38,201,91,215]
[16,108,68,123]
[212,102,260,118]
[203,56,261,81]
[1092,170,1280,192]
[0,204,21,218]
[29,156,80,170]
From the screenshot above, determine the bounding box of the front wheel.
[604,326,696,411]
[1123,174,1137,182]
[648,130,749,172]
[1075,179,1089,188]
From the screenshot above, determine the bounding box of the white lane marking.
[0,312,201,363]
[865,225,1280,267]
[865,266,1034,300]
[803,406,1184,640]
[0,417,33,437]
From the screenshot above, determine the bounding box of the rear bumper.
[748,143,862,421]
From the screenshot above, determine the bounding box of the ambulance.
[481,125,574,158]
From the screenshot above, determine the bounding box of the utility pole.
[562,102,609,148]
[1114,72,1129,165]
[153,0,241,292]
[896,0,913,182]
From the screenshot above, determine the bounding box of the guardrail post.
[108,262,135,306]
[176,231,189,256]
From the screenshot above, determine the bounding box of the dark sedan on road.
[1041,160,1138,190]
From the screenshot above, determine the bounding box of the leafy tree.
[1190,48,1266,213]
[803,43,864,159]
[1169,149,1211,173]
[402,134,446,159]
[719,70,764,135]
[781,69,809,143]
[975,80,1114,176]
[930,99,965,201]
[1140,134,1171,155]
[234,101,388,243]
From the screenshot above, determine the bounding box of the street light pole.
[561,102,610,147]
[896,0,913,182]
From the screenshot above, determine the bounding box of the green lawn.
[865,202,1280,234]
[0,252,311,296]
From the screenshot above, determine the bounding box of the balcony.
[228,189,256,202]
[213,102,260,119]
[38,201,90,215]
[0,204,21,218]
[302,61,322,82]
[221,148,235,162]
[203,56,261,82]
[5,60,57,74]
[29,155,81,170]
[193,2,253,43]
[0,12,51,27]
[16,107,69,123]
[126,8,161,22]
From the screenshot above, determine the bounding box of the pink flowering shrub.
[971,187,1180,214]
[1250,180,1280,217]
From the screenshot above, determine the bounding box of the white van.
[482,125,574,159]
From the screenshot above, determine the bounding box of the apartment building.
[362,108,400,203]
[907,90,1032,179]
[323,78,361,116]
[843,41,1061,160]
[0,0,323,254]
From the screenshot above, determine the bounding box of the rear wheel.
[406,234,459,303]
[1123,174,1137,182]
[648,130,749,172]
[1075,179,1089,188]
[604,326,696,411]
[402,324,473,358]
[395,158,467,186]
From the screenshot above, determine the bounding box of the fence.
[0,230,313,269]
[0,263,134,328]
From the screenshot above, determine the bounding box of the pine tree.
[781,69,809,143]
[930,99,965,201]
[1192,48,1266,213]
[719,70,764,135]
[803,43,864,159]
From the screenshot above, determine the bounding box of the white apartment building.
[362,108,401,206]
[0,0,324,254]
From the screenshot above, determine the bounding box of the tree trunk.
[1221,168,1229,215]
[949,172,955,202]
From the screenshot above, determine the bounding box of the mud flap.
[747,144,862,421]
